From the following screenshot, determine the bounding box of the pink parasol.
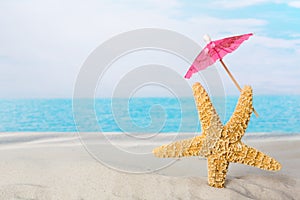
[185,33,258,117]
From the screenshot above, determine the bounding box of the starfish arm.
[192,83,223,156]
[224,86,253,143]
[228,143,281,171]
[207,154,229,188]
[152,135,205,158]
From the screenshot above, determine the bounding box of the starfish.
[153,82,281,188]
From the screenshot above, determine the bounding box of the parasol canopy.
[184,33,258,117]
[185,33,253,79]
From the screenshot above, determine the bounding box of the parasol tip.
[203,34,212,43]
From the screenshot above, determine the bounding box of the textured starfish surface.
[153,82,281,188]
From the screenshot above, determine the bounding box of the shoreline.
[1,131,300,137]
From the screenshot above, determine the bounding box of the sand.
[0,132,299,200]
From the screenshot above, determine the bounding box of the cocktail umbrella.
[185,33,258,117]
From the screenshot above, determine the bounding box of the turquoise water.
[0,96,299,134]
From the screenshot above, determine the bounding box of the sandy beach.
[0,132,299,200]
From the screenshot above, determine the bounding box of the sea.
[0,96,299,135]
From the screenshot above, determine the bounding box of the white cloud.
[208,0,300,9]
[0,0,186,98]
[210,0,271,9]
[185,17,266,37]
[253,36,300,49]
[288,1,300,8]
[0,0,299,97]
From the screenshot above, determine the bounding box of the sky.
[0,0,300,98]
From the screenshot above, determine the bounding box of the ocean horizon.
[0,95,299,135]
